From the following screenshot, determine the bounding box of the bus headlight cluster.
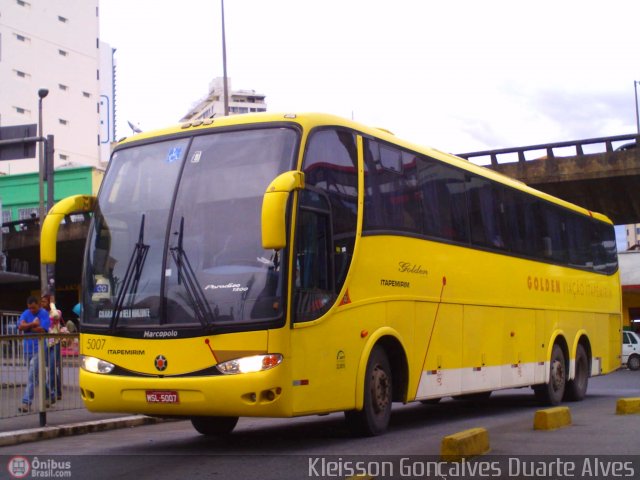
[216,354,283,375]
[81,355,115,374]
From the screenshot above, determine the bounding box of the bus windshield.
[83,127,298,331]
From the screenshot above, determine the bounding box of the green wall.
[0,166,100,222]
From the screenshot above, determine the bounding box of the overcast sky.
[100,0,638,248]
[99,1,639,147]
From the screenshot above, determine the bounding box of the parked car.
[622,330,640,370]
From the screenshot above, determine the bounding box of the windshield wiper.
[170,217,217,327]
[110,214,150,331]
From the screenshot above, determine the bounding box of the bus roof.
[115,112,613,225]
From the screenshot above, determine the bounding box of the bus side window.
[308,129,357,286]
[294,190,335,322]
[298,129,358,322]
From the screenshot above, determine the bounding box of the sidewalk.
[0,407,168,447]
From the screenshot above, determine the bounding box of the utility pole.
[221,0,229,116]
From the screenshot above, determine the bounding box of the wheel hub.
[371,365,390,413]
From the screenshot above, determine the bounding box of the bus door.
[289,128,359,414]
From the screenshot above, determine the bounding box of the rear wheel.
[191,416,239,436]
[534,343,566,405]
[345,345,392,436]
[565,344,589,401]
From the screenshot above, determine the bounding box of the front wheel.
[534,343,566,405]
[628,355,640,371]
[344,345,392,436]
[191,416,239,436]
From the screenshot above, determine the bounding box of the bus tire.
[628,355,640,371]
[564,344,589,401]
[534,343,566,405]
[344,345,392,436]
[191,416,239,435]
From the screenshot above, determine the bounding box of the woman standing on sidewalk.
[41,294,66,402]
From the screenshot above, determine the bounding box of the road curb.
[0,415,166,447]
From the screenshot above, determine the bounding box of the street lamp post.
[37,88,49,295]
[221,0,229,116]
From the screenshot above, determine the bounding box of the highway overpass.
[458,133,640,225]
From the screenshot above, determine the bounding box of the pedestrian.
[17,296,51,412]
[42,294,66,401]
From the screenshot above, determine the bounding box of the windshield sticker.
[166,146,183,163]
[190,151,202,163]
[204,283,249,292]
[98,308,151,319]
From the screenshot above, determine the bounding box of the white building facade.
[627,223,640,250]
[0,0,113,175]
[181,77,267,122]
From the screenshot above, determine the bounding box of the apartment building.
[0,0,114,175]
[180,77,267,122]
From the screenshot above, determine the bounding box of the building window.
[58,49,68,57]
[59,154,69,161]
[2,210,12,224]
[14,106,30,115]
[59,118,69,126]
[15,33,30,43]
[59,84,68,91]
[18,208,38,221]
[16,0,31,7]
[58,15,68,23]
[82,91,91,98]
[14,70,30,78]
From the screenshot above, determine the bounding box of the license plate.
[146,390,179,404]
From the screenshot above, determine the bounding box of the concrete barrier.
[616,397,640,415]
[440,427,490,462]
[533,406,572,430]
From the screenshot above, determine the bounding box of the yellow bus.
[41,113,621,436]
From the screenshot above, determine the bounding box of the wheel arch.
[354,328,409,409]
[547,331,570,383]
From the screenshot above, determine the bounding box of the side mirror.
[41,195,96,264]
[261,171,305,250]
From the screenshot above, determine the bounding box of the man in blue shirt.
[17,296,51,412]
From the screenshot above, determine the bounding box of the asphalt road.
[1,369,639,479]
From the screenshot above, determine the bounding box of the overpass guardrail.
[457,133,640,167]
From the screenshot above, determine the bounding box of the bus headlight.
[81,355,115,374]
[216,354,283,375]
